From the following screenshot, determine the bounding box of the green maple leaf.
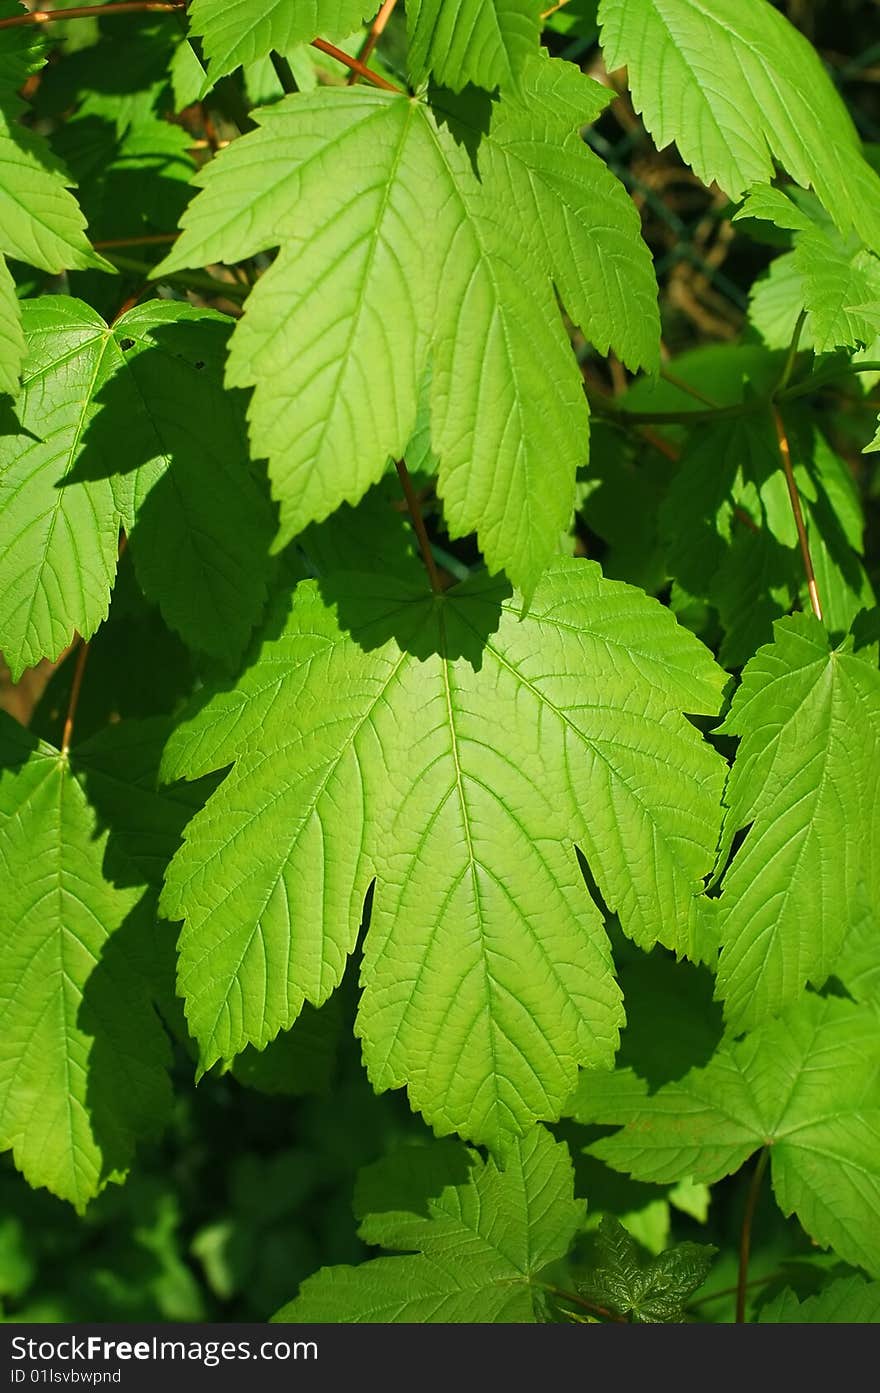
[714,616,880,1031]
[157,56,659,595]
[760,1276,880,1323]
[0,297,272,677]
[598,0,880,254]
[736,187,880,354]
[407,0,542,91]
[0,715,190,1210]
[273,1128,583,1321]
[0,117,110,393]
[577,1216,715,1323]
[0,299,122,678]
[187,0,374,81]
[0,252,24,398]
[590,993,880,1278]
[160,557,725,1147]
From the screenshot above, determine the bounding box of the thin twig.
[589,395,757,427]
[0,1,184,28]
[780,359,880,402]
[311,35,402,91]
[773,407,823,622]
[60,641,91,756]
[776,309,808,396]
[395,458,442,593]
[0,1,404,96]
[736,1148,769,1325]
[349,0,398,83]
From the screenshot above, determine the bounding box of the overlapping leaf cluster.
[0,0,878,1326]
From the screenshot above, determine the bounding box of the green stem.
[779,359,880,402]
[775,309,808,396]
[588,394,760,427]
[736,1148,769,1324]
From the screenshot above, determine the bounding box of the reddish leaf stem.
[60,641,91,756]
[311,35,401,91]
[736,1147,769,1324]
[0,1,184,28]
[772,406,823,622]
[395,458,442,593]
[0,4,404,93]
[348,0,398,82]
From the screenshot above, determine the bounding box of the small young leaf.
[274,1127,583,1322]
[599,0,880,252]
[578,1216,715,1323]
[736,187,880,354]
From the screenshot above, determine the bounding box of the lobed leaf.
[736,187,880,354]
[0,252,24,397]
[406,0,542,91]
[599,0,880,253]
[0,299,124,678]
[188,0,373,81]
[161,558,726,1147]
[591,993,880,1278]
[274,1127,582,1321]
[0,298,272,674]
[714,616,880,1030]
[0,716,176,1210]
[157,57,658,596]
[760,1276,880,1323]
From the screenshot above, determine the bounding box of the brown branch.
[310,36,402,92]
[736,1148,769,1324]
[0,1,184,29]
[60,641,91,756]
[772,407,823,622]
[348,0,398,83]
[395,458,442,593]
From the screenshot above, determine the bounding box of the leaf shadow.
[427,82,496,177]
[77,891,174,1195]
[60,316,278,668]
[317,569,509,668]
